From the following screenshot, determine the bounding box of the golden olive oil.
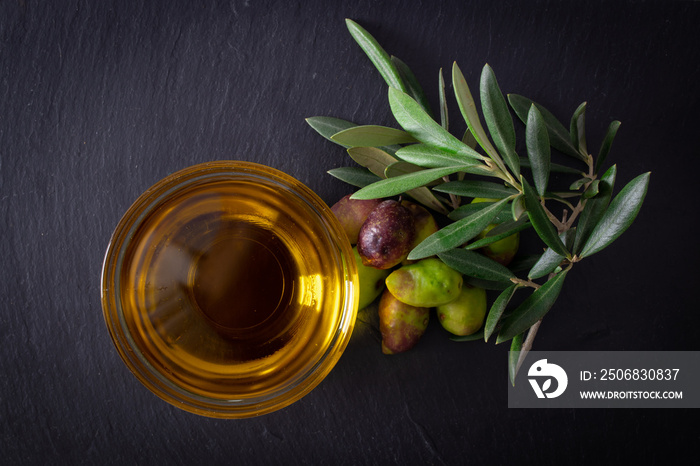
[118,177,349,401]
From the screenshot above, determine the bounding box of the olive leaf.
[465,217,530,251]
[438,248,516,282]
[306,116,358,146]
[595,120,621,173]
[485,283,518,342]
[583,179,600,199]
[496,268,570,344]
[525,104,551,197]
[327,167,382,188]
[439,68,448,130]
[511,194,526,220]
[481,64,519,177]
[331,125,418,147]
[392,55,433,118]
[528,229,574,280]
[452,63,505,168]
[521,177,570,258]
[384,160,424,178]
[508,94,586,163]
[573,165,617,255]
[579,172,650,258]
[570,102,588,157]
[346,146,398,178]
[345,19,407,92]
[509,333,524,386]
[394,144,492,175]
[448,201,512,224]
[388,87,484,161]
[351,165,468,200]
[433,180,518,199]
[408,198,509,260]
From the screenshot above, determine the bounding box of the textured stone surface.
[1,0,699,464]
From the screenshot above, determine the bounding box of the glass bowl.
[101,161,358,418]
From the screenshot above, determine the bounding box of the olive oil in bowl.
[102,162,358,418]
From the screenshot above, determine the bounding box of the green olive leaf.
[384,160,423,178]
[439,68,449,130]
[345,19,407,92]
[306,116,358,147]
[465,217,530,250]
[573,165,617,255]
[331,125,418,147]
[528,229,574,280]
[392,55,433,118]
[481,64,519,177]
[408,198,509,260]
[525,104,551,197]
[496,268,570,344]
[521,177,570,258]
[583,179,600,199]
[485,283,518,343]
[433,180,518,199]
[570,101,588,157]
[394,144,492,174]
[388,87,484,161]
[438,248,516,282]
[452,63,504,168]
[448,201,512,224]
[346,146,397,178]
[350,165,468,200]
[327,167,382,188]
[508,332,524,385]
[579,172,651,258]
[511,194,526,220]
[595,120,621,173]
[508,94,586,163]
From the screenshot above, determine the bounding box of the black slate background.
[2,1,699,464]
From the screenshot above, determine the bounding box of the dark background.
[2,1,699,464]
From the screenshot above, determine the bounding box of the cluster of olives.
[331,195,518,354]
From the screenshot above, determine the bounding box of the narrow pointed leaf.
[346,146,397,178]
[331,125,418,147]
[351,166,467,200]
[439,68,448,130]
[449,200,513,224]
[570,102,588,156]
[327,167,381,188]
[595,120,621,173]
[573,165,617,255]
[391,55,433,118]
[481,64,519,176]
[438,248,516,282]
[579,172,650,258]
[394,144,492,173]
[434,180,518,199]
[384,160,423,178]
[306,116,358,146]
[405,187,450,215]
[511,194,526,220]
[408,198,509,260]
[452,62,503,166]
[509,333,524,385]
[345,19,406,92]
[485,284,518,342]
[526,104,551,197]
[528,229,574,279]
[583,179,600,199]
[508,94,586,162]
[465,217,530,250]
[388,87,484,160]
[497,268,570,343]
[521,177,569,257]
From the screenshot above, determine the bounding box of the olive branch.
[306,19,650,383]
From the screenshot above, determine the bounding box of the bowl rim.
[100,161,358,418]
